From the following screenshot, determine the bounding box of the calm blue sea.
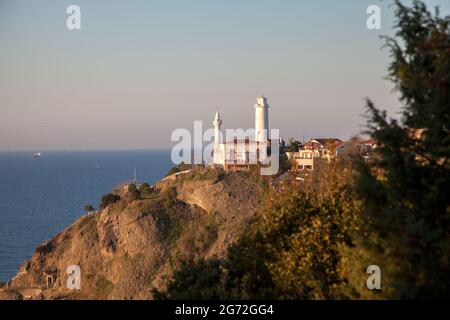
[0,150,172,282]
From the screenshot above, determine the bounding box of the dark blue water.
[0,150,172,282]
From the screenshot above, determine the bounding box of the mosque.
[212,95,271,170]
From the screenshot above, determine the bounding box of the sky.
[0,0,449,150]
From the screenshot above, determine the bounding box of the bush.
[288,138,301,152]
[139,183,154,198]
[153,259,226,300]
[127,183,140,200]
[100,193,121,209]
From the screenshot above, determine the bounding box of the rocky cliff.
[0,170,262,300]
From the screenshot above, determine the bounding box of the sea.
[0,150,173,282]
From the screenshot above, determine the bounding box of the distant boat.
[33,152,43,158]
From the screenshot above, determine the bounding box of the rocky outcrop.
[3,171,262,300]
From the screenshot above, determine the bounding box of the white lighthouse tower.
[254,94,269,143]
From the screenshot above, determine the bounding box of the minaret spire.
[213,108,222,144]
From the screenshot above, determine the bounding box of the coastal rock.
[3,171,262,300]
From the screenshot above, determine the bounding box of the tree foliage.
[139,183,154,199]
[100,193,121,209]
[288,138,301,152]
[127,183,140,200]
[356,0,450,299]
[157,160,362,299]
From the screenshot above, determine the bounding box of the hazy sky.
[1,0,449,150]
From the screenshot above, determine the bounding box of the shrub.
[153,259,226,300]
[139,183,154,198]
[127,183,140,200]
[100,193,121,209]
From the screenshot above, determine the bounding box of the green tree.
[139,183,154,198]
[127,183,140,200]
[100,193,121,209]
[288,138,301,152]
[356,0,450,299]
[278,152,291,174]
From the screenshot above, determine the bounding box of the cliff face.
[0,171,262,300]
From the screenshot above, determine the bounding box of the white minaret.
[213,110,223,164]
[213,110,222,144]
[254,94,269,142]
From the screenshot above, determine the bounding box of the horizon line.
[0,148,173,152]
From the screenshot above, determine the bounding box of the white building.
[212,95,271,171]
[286,138,343,171]
[286,149,315,171]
